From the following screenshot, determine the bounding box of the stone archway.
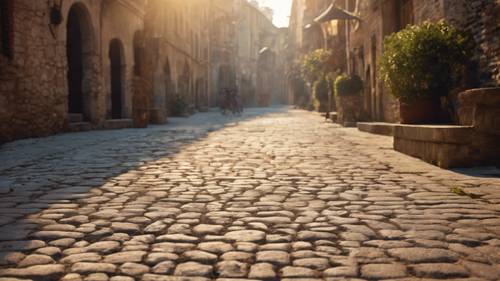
[66,3,96,122]
[109,39,124,119]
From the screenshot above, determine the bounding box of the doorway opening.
[66,3,94,122]
[109,39,124,119]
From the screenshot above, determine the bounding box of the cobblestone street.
[0,108,499,281]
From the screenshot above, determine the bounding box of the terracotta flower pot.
[399,97,441,124]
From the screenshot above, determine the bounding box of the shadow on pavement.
[0,107,289,240]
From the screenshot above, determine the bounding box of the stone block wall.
[0,1,68,143]
[394,87,500,168]
[343,0,499,125]
[445,0,500,86]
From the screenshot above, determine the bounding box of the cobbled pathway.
[0,108,499,281]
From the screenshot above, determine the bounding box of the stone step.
[68,122,92,132]
[103,119,133,130]
[68,113,83,123]
[358,122,396,136]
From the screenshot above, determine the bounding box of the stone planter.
[335,94,362,126]
[399,97,441,124]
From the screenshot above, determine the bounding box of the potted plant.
[300,49,333,112]
[312,75,330,112]
[380,21,472,124]
[334,74,363,125]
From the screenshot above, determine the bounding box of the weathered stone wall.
[412,0,444,23]
[101,1,145,120]
[444,0,500,86]
[348,0,400,123]
[0,0,101,143]
[342,0,499,124]
[144,0,210,117]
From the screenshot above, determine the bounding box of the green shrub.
[300,49,332,83]
[312,76,330,112]
[380,20,472,103]
[169,94,188,117]
[335,74,363,97]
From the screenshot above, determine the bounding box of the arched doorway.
[109,39,124,119]
[66,3,94,122]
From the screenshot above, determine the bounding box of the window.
[0,0,12,58]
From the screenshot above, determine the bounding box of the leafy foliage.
[169,94,188,117]
[335,74,363,97]
[300,49,332,83]
[380,21,472,103]
[312,75,331,112]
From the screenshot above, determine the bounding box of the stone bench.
[393,87,500,168]
[357,122,396,136]
[393,124,476,168]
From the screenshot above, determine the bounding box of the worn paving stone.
[17,254,54,267]
[152,261,176,274]
[256,251,290,265]
[71,262,117,274]
[388,247,460,263]
[360,263,407,279]
[119,262,150,276]
[0,264,65,279]
[216,261,249,278]
[281,266,318,278]
[248,263,276,279]
[1,109,500,280]
[103,251,147,264]
[411,263,469,278]
[174,262,213,277]
[224,230,266,242]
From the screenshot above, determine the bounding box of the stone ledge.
[68,122,92,132]
[357,122,396,136]
[394,124,474,144]
[393,124,499,168]
[103,119,134,130]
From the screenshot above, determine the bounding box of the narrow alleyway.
[0,108,499,281]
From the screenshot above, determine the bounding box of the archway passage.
[109,39,123,119]
[66,3,94,122]
[67,6,84,116]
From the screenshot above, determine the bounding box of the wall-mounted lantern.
[50,0,64,26]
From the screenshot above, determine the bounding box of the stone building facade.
[209,0,237,107]
[144,0,211,121]
[0,0,284,143]
[343,0,500,123]
[234,0,287,106]
[287,0,347,106]
[0,0,148,143]
[0,0,151,143]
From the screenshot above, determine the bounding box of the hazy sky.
[255,0,293,27]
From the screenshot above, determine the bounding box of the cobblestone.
[0,108,499,280]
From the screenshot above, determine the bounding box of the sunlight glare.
[254,0,293,27]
